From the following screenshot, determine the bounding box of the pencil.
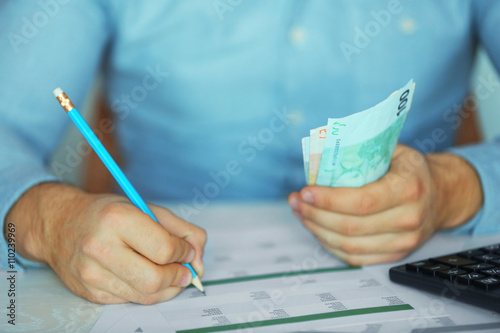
[53,87,204,294]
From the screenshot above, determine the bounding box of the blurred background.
[50,47,500,190]
[473,48,500,142]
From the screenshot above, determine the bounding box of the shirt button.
[400,18,417,34]
[288,109,303,125]
[289,27,306,45]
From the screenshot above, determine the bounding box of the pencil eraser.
[53,87,63,97]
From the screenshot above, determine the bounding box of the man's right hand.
[4,182,207,304]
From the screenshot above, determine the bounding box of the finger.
[60,260,129,304]
[81,285,128,304]
[75,264,131,304]
[79,262,185,305]
[298,201,424,236]
[320,241,409,266]
[98,267,186,305]
[299,147,424,217]
[105,260,188,304]
[298,178,403,217]
[71,259,130,304]
[288,192,300,212]
[150,205,207,277]
[301,218,420,256]
[92,243,193,296]
[104,203,196,265]
[132,285,185,305]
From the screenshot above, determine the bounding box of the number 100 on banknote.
[302,79,415,188]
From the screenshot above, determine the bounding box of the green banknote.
[302,79,415,187]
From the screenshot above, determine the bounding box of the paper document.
[91,204,414,332]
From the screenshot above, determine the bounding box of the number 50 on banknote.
[302,79,415,187]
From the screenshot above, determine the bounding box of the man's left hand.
[288,144,483,265]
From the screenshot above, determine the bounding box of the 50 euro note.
[302,79,415,187]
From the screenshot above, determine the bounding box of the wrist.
[426,153,483,230]
[5,182,92,265]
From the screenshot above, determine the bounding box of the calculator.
[389,243,500,312]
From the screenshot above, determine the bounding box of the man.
[1,0,499,304]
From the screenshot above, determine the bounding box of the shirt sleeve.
[444,0,500,235]
[446,140,500,235]
[0,0,112,270]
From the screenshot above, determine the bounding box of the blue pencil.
[53,87,204,293]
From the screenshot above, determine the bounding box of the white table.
[1,202,499,332]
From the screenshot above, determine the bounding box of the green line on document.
[192,266,360,287]
[177,304,413,333]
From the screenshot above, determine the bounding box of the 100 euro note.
[303,79,415,187]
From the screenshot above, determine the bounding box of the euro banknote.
[307,125,327,185]
[301,136,310,183]
[302,79,415,187]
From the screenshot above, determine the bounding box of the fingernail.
[179,273,191,287]
[289,196,298,210]
[301,191,314,204]
[186,249,195,263]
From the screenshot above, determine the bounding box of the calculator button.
[421,264,450,276]
[457,273,485,285]
[481,244,500,253]
[490,259,500,266]
[472,254,500,263]
[480,268,500,277]
[472,277,500,290]
[438,268,467,281]
[457,249,485,259]
[431,255,476,267]
[463,263,495,272]
[406,260,432,272]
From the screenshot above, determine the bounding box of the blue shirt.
[1,0,500,270]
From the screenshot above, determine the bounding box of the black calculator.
[389,243,500,312]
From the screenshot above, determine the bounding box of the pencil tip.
[191,276,205,294]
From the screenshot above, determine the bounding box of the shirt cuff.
[445,141,500,235]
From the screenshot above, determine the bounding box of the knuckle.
[338,240,362,255]
[339,223,350,236]
[404,177,425,202]
[191,227,208,247]
[400,234,420,251]
[199,228,208,244]
[326,194,337,210]
[99,202,127,227]
[343,255,363,266]
[90,291,125,304]
[77,263,101,285]
[357,193,377,216]
[136,295,158,305]
[402,210,424,230]
[391,252,409,263]
[153,242,175,264]
[87,291,110,304]
[339,219,359,236]
[301,219,316,233]
[299,202,313,217]
[321,233,336,247]
[139,269,163,294]
[81,237,108,259]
